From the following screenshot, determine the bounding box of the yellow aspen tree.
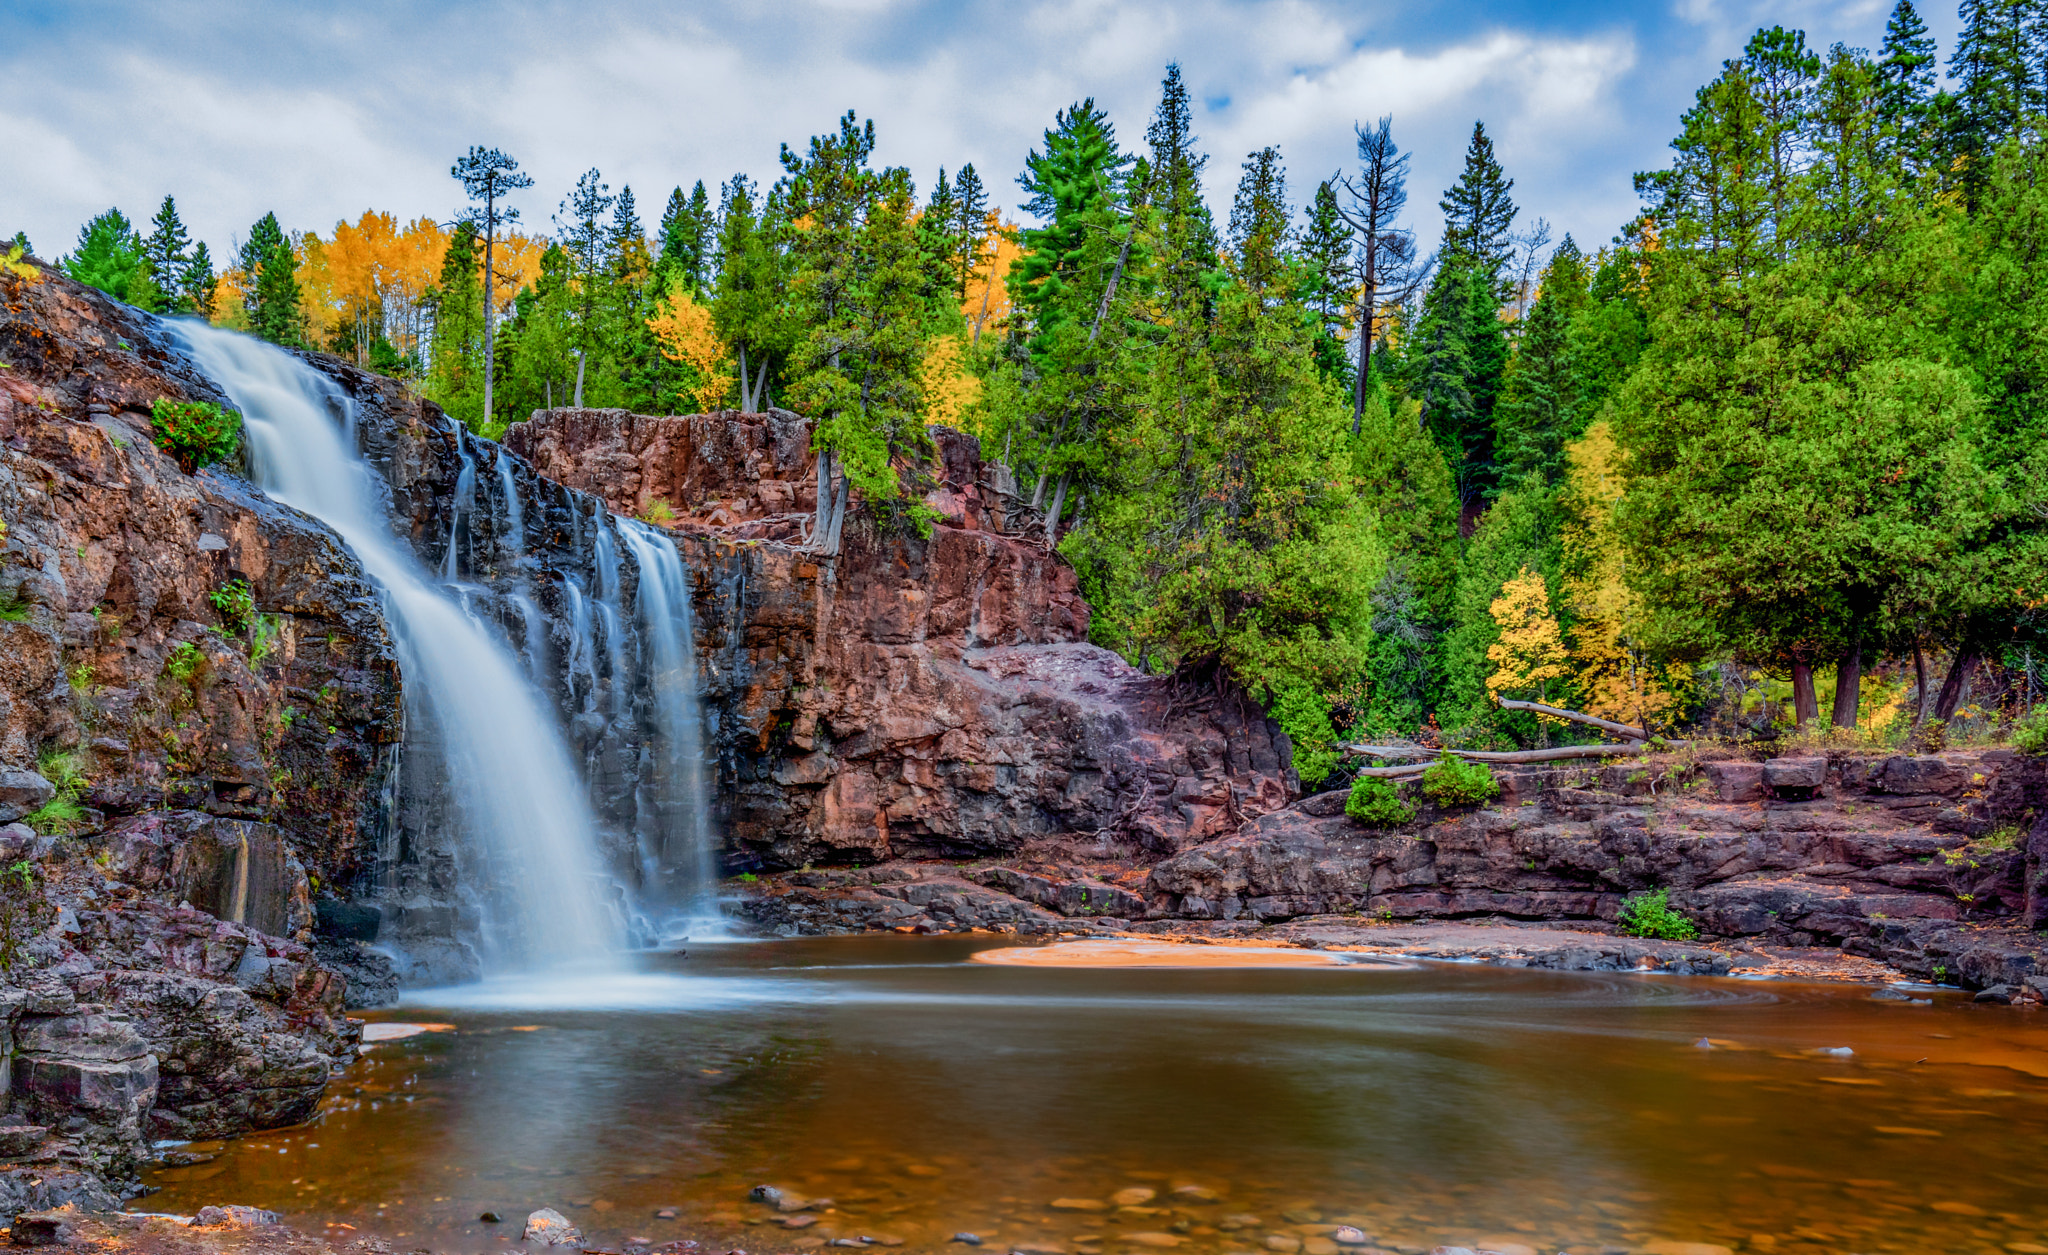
[1486,567,1571,722]
[1561,420,1686,731]
[919,332,980,431]
[647,280,733,412]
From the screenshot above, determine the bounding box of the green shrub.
[0,585,31,623]
[149,398,241,474]
[209,578,254,632]
[23,748,88,836]
[2012,708,2048,755]
[1617,888,1698,940]
[249,613,283,665]
[1346,775,1416,828]
[1421,754,1501,807]
[164,640,206,682]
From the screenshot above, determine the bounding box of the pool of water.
[141,936,2048,1254]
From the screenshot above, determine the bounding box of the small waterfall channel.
[173,324,724,975]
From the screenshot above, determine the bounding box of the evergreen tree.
[1145,63,1221,314]
[1438,121,1518,292]
[427,220,485,426]
[1494,236,1592,487]
[1405,261,1479,505]
[952,163,990,297]
[141,196,192,314]
[450,146,534,427]
[62,208,151,306]
[709,174,789,412]
[1338,116,1423,431]
[182,241,217,318]
[1946,0,2045,198]
[1297,180,1354,387]
[657,181,713,295]
[1875,0,1941,168]
[1226,146,1290,295]
[780,110,933,553]
[556,168,614,400]
[240,212,304,347]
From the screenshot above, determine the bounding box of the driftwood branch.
[1343,742,1669,768]
[1494,697,1648,741]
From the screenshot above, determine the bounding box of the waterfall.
[171,323,618,972]
[619,522,720,930]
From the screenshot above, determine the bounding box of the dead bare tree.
[1336,116,1429,435]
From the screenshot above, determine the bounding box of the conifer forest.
[31,0,2048,788]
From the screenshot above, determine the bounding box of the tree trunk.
[737,346,750,410]
[573,351,586,408]
[1831,636,1863,729]
[812,448,834,550]
[1913,643,1929,727]
[752,359,768,413]
[823,467,849,555]
[1350,284,1375,437]
[1934,646,1979,721]
[1791,658,1819,728]
[1043,470,1072,548]
[482,224,496,429]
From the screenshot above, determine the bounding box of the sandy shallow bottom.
[970,938,1369,968]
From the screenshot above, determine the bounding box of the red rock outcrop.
[505,408,1297,868]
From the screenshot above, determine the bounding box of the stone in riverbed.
[951,1234,984,1245]
[1637,1243,1736,1255]
[1973,984,2015,1004]
[1171,1185,1221,1204]
[1301,1239,1339,1255]
[1051,1199,1110,1212]
[1264,1236,1301,1253]
[194,1205,279,1227]
[1329,1230,1370,1248]
[524,1208,585,1245]
[1762,757,1827,795]
[782,1215,819,1229]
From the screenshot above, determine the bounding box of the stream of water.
[141,938,2048,1255]
[170,324,618,968]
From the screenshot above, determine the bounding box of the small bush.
[2011,709,2048,755]
[249,613,283,665]
[638,496,677,525]
[23,748,88,836]
[164,640,206,682]
[209,578,254,632]
[149,398,241,474]
[1346,775,1416,828]
[1617,888,1698,940]
[1422,754,1501,808]
[0,585,31,623]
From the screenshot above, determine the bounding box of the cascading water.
[619,523,720,931]
[171,323,619,971]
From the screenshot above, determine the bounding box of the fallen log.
[1494,697,1649,741]
[1445,743,1652,764]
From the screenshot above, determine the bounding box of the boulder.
[1701,760,1765,802]
[0,773,53,825]
[1763,757,1828,794]
[193,1205,280,1228]
[523,1208,584,1245]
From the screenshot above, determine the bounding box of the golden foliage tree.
[646,279,733,412]
[1486,566,1570,721]
[1561,420,1687,730]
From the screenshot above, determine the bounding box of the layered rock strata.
[507,408,1298,869]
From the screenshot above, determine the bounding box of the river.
[142,937,2048,1255]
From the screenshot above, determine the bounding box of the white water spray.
[172,323,618,969]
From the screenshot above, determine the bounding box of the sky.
[1,0,1958,269]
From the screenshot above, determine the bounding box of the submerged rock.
[524,1208,585,1245]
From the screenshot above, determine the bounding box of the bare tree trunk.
[1043,471,1072,549]
[573,350,586,408]
[1350,284,1376,436]
[1934,646,1979,722]
[1791,658,1819,728]
[1913,642,1929,727]
[482,226,496,428]
[753,359,769,412]
[1831,634,1863,729]
[813,447,834,550]
[737,345,750,411]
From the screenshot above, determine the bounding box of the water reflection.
[144,937,2048,1255]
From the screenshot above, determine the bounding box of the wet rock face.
[0,262,401,890]
[507,409,1298,870]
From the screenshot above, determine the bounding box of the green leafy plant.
[249,613,283,665]
[0,585,32,623]
[23,749,88,836]
[67,662,97,693]
[0,860,51,975]
[164,640,206,683]
[149,398,241,474]
[1345,775,1415,827]
[736,872,759,884]
[1421,754,1501,808]
[2012,708,2048,755]
[637,496,677,525]
[1977,826,2020,852]
[208,578,254,632]
[1616,888,1698,940]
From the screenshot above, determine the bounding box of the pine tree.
[450,146,534,426]
[141,196,192,315]
[183,241,217,318]
[709,174,789,412]
[1297,180,1354,387]
[1946,0,2043,198]
[1145,63,1221,315]
[557,168,614,401]
[62,208,149,305]
[1405,261,1478,502]
[1226,146,1290,295]
[1494,236,1591,487]
[1338,116,1423,431]
[240,212,304,347]
[1875,0,1940,168]
[427,221,485,425]
[657,181,713,295]
[1438,121,1517,292]
[952,163,990,297]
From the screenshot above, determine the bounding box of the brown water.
[141,936,2048,1255]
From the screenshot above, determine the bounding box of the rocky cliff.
[507,408,1298,869]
